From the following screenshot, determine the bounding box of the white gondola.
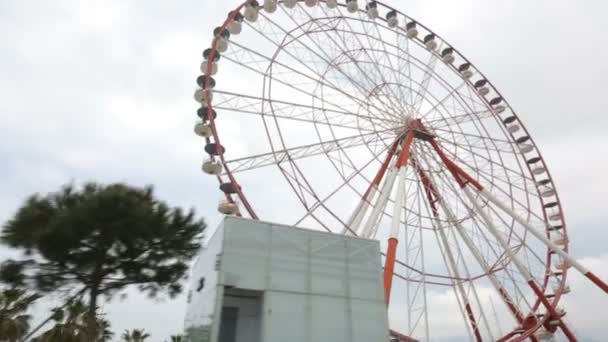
[494,105,506,114]
[541,188,556,197]
[304,0,319,7]
[194,88,205,103]
[441,48,455,64]
[218,200,238,215]
[244,4,259,22]
[425,39,438,51]
[386,12,398,28]
[264,0,277,13]
[367,7,379,19]
[406,23,418,38]
[202,159,223,175]
[326,0,338,8]
[201,61,218,75]
[553,284,571,294]
[227,20,242,35]
[443,54,455,64]
[507,124,520,133]
[536,328,553,340]
[283,0,297,8]
[194,121,212,138]
[552,237,567,246]
[215,38,228,53]
[218,199,239,215]
[549,213,561,221]
[512,327,524,334]
[195,88,213,103]
[461,69,473,79]
[519,143,534,153]
[532,167,546,175]
[477,86,490,96]
[346,0,358,13]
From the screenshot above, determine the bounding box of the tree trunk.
[88,262,104,316]
[88,284,99,316]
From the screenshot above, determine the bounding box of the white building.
[184,216,390,342]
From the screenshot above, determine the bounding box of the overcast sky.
[1,0,608,341]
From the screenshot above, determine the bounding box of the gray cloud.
[1,0,607,340]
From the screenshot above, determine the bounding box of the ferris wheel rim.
[197,1,576,340]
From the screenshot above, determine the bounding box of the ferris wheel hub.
[397,118,435,142]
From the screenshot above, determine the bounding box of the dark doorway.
[218,307,239,342]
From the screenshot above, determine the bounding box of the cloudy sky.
[1,0,607,341]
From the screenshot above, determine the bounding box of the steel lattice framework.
[193,1,608,341]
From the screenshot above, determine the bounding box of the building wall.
[186,217,390,342]
[184,221,224,342]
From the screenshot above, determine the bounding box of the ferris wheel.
[193,1,608,341]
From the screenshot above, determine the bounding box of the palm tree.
[33,300,113,342]
[166,335,184,342]
[0,288,40,342]
[121,329,150,342]
[96,319,113,342]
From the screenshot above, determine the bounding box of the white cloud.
[1,0,607,341]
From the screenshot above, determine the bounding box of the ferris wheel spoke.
[280,16,480,130]
[462,185,577,338]
[424,160,506,265]
[366,21,412,116]
[420,80,469,118]
[289,8,406,120]
[412,46,441,112]
[223,129,393,174]
[311,8,395,93]
[413,160,487,341]
[482,197,552,276]
[432,157,540,313]
[262,9,404,122]
[480,185,608,295]
[434,129,520,154]
[343,10,412,117]
[404,177,431,340]
[424,106,494,129]
[428,140,592,339]
[224,38,400,125]
[436,141,536,188]
[240,21,400,123]
[416,142,539,220]
[416,152,532,330]
[222,50,387,127]
[432,112,525,195]
[213,89,382,131]
[402,26,417,118]
[393,32,415,117]
[422,93,489,129]
[415,169,478,339]
[294,141,392,230]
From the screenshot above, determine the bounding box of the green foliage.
[121,329,150,342]
[0,260,31,289]
[166,335,185,342]
[0,288,40,342]
[1,182,206,313]
[32,300,113,342]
